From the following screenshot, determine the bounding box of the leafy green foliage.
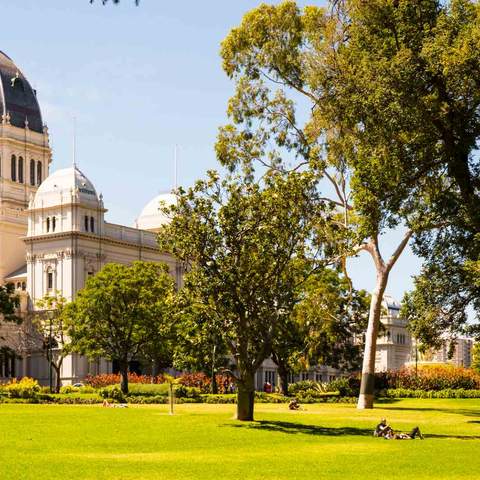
[159,171,325,419]
[66,261,176,394]
[2,377,40,399]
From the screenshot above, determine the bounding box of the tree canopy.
[66,261,175,394]
[217,0,480,408]
[159,171,325,420]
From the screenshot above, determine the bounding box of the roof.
[0,51,43,133]
[5,264,27,280]
[32,166,99,209]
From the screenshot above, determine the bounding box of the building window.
[90,216,95,233]
[84,215,89,232]
[37,161,42,185]
[301,372,309,381]
[52,216,56,232]
[21,282,26,291]
[11,155,16,181]
[30,159,35,186]
[46,217,50,233]
[47,269,53,291]
[16,282,21,290]
[18,156,24,183]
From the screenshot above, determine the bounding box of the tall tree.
[33,292,70,393]
[66,261,175,394]
[217,0,480,408]
[272,269,369,395]
[159,171,325,420]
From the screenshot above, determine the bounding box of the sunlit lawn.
[1,399,480,479]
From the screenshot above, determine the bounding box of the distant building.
[375,295,412,371]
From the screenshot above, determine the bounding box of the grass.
[1,399,480,479]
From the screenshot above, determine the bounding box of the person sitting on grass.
[374,418,392,437]
[288,398,300,410]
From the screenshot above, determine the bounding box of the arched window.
[84,215,89,232]
[21,282,26,291]
[18,156,24,183]
[37,161,42,185]
[47,268,53,291]
[16,282,21,290]
[46,217,50,233]
[30,159,35,186]
[10,155,16,182]
[52,216,56,232]
[90,216,95,233]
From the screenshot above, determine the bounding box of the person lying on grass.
[374,420,423,440]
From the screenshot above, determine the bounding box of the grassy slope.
[1,399,479,479]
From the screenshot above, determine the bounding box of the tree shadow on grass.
[378,406,480,419]
[227,420,372,437]
[226,420,480,440]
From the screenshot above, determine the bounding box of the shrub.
[383,388,480,399]
[59,385,80,394]
[126,383,169,397]
[84,373,165,388]
[174,385,201,399]
[99,385,126,403]
[3,378,40,399]
[178,372,234,394]
[383,365,480,391]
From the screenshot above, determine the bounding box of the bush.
[84,373,165,388]
[381,365,480,391]
[383,388,480,399]
[178,372,234,394]
[99,385,126,403]
[174,385,202,399]
[3,378,40,399]
[60,385,80,394]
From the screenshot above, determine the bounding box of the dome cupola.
[31,166,99,209]
[0,51,43,133]
[135,193,176,232]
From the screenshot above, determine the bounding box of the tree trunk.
[53,364,62,393]
[119,360,129,394]
[277,365,290,396]
[357,270,388,409]
[211,372,218,394]
[236,370,255,421]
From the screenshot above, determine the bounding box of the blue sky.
[1,0,422,299]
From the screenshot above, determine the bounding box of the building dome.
[135,193,176,232]
[32,166,99,209]
[0,51,43,133]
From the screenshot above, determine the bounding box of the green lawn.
[1,399,479,479]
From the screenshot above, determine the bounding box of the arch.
[21,282,26,291]
[84,215,89,232]
[30,159,35,186]
[10,155,16,182]
[90,216,95,233]
[18,156,24,183]
[52,216,56,232]
[37,161,42,185]
[46,267,53,291]
[46,217,50,233]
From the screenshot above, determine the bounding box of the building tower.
[0,51,51,283]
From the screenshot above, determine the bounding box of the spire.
[72,116,77,168]
[174,144,179,191]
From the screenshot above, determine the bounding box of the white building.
[0,50,179,385]
[375,295,412,371]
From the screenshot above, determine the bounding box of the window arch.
[37,161,42,185]
[10,155,16,182]
[84,215,89,232]
[18,156,24,183]
[46,217,50,233]
[46,268,53,291]
[30,159,35,186]
[90,216,95,233]
[52,216,56,232]
[21,282,26,291]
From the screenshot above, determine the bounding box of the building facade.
[0,51,179,385]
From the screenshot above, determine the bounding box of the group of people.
[374,419,423,440]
